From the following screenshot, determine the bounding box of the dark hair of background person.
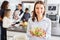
[25,8,29,11]
[32,1,45,22]
[1,1,9,9]
[0,1,9,20]
[18,4,22,7]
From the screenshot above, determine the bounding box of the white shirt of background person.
[13,10,24,22]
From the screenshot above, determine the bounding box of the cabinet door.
[7,37,13,40]
[7,31,28,40]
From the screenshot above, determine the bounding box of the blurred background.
[0,0,60,40]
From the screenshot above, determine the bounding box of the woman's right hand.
[29,28,46,38]
[30,30,35,36]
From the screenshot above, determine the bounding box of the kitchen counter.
[7,26,27,33]
[7,26,28,40]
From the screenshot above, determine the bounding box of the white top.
[3,17,13,28]
[27,17,51,40]
[13,10,24,22]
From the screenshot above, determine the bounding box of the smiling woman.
[27,1,51,40]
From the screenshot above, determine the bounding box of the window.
[22,1,34,14]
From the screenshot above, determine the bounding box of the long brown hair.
[1,1,9,9]
[32,1,45,22]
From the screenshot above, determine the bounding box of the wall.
[0,0,4,8]
[21,0,45,2]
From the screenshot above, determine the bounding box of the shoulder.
[3,17,8,21]
[16,10,19,12]
[43,17,51,24]
[3,17,8,20]
[45,17,51,21]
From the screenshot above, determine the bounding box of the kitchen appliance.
[46,4,60,36]
[59,16,60,23]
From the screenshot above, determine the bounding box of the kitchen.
[0,0,60,40]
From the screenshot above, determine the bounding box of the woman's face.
[6,3,9,9]
[35,4,45,16]
[18,5,22,10]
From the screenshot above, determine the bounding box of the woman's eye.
[41,8,43,9]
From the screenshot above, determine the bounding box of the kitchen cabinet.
[7,31,29,40]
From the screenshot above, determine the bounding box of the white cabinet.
[7,31,29,40]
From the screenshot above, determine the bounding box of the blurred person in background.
[20,8,30,27]
[3,9,13,28]
[13,4,24,24]
[3,9,14,40]
[0,1,9,40]
[22,8,30,22]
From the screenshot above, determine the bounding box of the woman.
[13,4,24,23]
[27,1,51,40]
[0,1,9,40]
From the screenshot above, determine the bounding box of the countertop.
[7,26,27,33]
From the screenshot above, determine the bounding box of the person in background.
[3,9,13,40]
[27,1,51,40]
[0,1,9,40]
[20,8,30,27]
[3,9,13,28]
[22,8,30,22]
[13,4,24,24]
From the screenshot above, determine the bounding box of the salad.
[30,27,46,38]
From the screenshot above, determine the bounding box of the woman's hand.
[14,16,19,20]
[19,22,23,26]
[30,30,35,36]
[19,22,28,27]
[29,27,46,38]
